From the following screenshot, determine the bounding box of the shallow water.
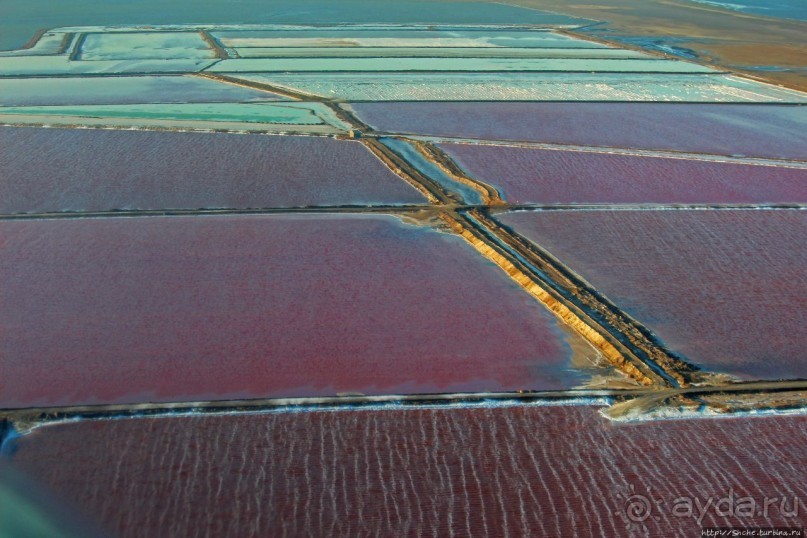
[688,0,807,21]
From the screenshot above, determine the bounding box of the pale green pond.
[0,75,285,106]
[215,29,607,49]
[0,56,214,76]
[233,73,807,102]
[0,31,69,57]
[209,57,715,73]
[79,32,215,60]
[233,47,651,59]
[0,102,334,124]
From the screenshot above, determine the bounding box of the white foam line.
[10,397,612,436]
[503,205,807,213]
[414,136,807,169]
[604,403,807,423]
[0,121,339,138]
[51,24,572,33]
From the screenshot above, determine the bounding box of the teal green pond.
[0,1,589,51]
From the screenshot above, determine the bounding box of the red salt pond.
[497,209,807,380]
[440,143,807,205]
[352,102,807,161]
[0,126,426,213]
[0,214,596,408]
[8,405,807,536]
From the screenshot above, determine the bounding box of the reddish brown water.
[441,143,807,205]
[0,214,588,408]
[498,209,807,379]
[353,102,807,161]
[0,127,425,213]
[9,405,807,537]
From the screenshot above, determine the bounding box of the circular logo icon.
[624,493,653,522]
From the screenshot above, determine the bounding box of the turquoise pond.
[0,1,589,51]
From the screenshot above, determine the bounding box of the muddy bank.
[495,0,807,90]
